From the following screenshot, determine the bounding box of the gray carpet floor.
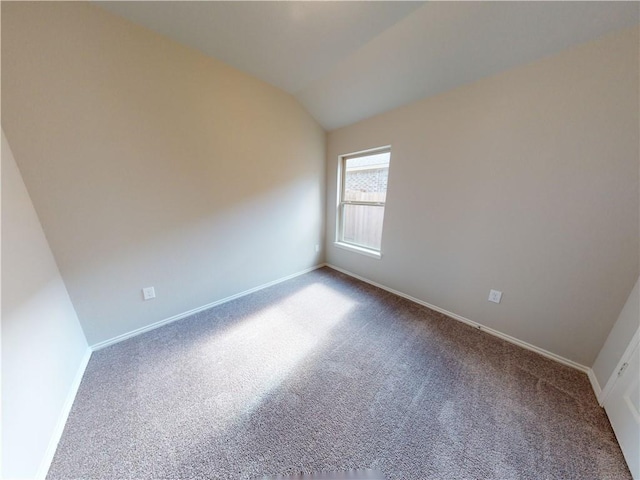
[48,267,630,479]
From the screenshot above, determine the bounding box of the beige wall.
[2,2,326,345]
[2,131,89,479]
[326,27,639,367]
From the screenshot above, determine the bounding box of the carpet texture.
[48,267,630,479]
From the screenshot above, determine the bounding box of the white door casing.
[604,341,640,479]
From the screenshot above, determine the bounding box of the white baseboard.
[36,346,92,480]
[588,368,603,405]
[326,263,590,374]
[90,264,326,351]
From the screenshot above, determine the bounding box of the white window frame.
[335,145,391,259]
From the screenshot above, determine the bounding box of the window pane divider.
[342,201,385,207]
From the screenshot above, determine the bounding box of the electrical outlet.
[142,287,156,300]
[488,289,502,304]
[315,244,320,253]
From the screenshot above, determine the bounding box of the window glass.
[337,148,391,254]
[344,152,390,203]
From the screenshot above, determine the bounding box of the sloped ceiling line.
[95,1,639,130]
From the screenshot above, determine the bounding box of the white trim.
[599,327,640,406]
[341,144,392,160]
[336,145,391,255]
[90,264,325,351]
[588,368,603,405]
[333,242,382,259]
[325,263,590,373]
[36,347,92,480]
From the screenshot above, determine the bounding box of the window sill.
[334,242,382,259]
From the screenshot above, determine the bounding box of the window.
[336,146,391,257]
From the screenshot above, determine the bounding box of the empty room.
[2,1,639,479]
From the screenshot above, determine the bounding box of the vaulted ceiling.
[96,1,639,130]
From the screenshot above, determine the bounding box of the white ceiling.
[96,1,639,131]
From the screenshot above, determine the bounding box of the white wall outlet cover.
[142,287,156,300]
[488,289,502,304]
[315,244,321,252]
